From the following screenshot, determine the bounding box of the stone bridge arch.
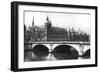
[32,43,90,55]
[65,44,90,55]
[25,42,90,60]
[32,44,49,57]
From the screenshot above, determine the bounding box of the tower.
[45,16,52,29]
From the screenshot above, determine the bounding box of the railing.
[24,41,90,45]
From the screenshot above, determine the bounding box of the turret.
[45,16,52,29]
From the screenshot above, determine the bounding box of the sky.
[24,11,91,34]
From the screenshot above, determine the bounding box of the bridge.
[24,41,90,56]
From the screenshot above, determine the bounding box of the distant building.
[25,16,90,42]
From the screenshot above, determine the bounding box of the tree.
[24,31,31,42]
[36,30,46,41]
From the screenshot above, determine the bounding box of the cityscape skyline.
[25,11,91,34]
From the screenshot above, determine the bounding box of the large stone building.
[25,16,90,42]
[45,16,67,41]
[28,16,68,41]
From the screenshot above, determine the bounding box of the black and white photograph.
[24,11,91,62]
[11,1,97,71]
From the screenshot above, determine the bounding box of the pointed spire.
[32,17,34,27]
[46,15,49,22]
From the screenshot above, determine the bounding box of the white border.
[18,5,96,68]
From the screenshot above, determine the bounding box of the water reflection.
[52,52,77,60]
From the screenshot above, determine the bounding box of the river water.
[24,50,90,62]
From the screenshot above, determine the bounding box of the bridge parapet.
[25,41,90,45]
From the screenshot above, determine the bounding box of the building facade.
[24,16,90,42]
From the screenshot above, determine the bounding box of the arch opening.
[52,45,79,60]
[33,45,49,57]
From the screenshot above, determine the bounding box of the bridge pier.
[79,45,84,56]
[49,43,53,52]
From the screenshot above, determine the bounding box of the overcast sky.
[24,11,91,34]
